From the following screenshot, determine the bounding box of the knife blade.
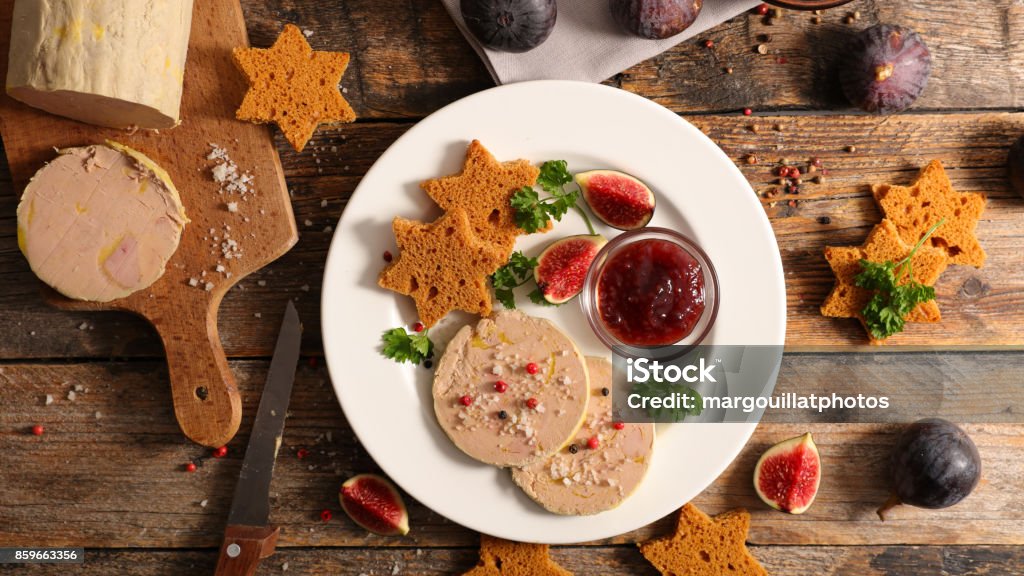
[215,301,302,576]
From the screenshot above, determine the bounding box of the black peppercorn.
[498,410,508,420]
[601,387,610,397]
[568,444,579,454]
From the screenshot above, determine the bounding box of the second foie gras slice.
[512,357,656,515]
[433,310,589,468]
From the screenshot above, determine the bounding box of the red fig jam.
[596,239,705,346]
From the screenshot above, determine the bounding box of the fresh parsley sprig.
[380,327,434,365]
[630,379,703,422]
[511,160,596,235]
[489,251,538,310]
[855,219,945,340]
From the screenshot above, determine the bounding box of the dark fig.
[841,24,931,114]
[609,0,703,40]
[576,170,656,230]
[753,433,821,514]
[534,235,607,304]
[461,0,556,53]
[1008,136,1024,200]
[877,418,981,520]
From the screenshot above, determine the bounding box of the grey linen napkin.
[443,0,763,84]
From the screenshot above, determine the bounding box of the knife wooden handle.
[214,524,280,576]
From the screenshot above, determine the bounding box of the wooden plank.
[5,546,1024,576]
[229,0,1024,119]
[1,111,1022,358]
[0,0,300,447]
[1,357,1021,548]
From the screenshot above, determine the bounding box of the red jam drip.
[597,239,705,346]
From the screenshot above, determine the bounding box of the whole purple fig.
[610,0,703,40]
[841,24,932,114]
[461,0,557,53]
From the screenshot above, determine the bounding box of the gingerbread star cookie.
[873,160,986,267]
[421,140,544,256]
[233,24,356,152]
[821,219,949,344]
[378,208,505,328]
[639,504,767,576]
[462,535,573,576]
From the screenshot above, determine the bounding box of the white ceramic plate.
[322,81,786,544]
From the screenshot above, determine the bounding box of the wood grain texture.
[6,546,1024,576]
[1,357,1020,549]
[0,0,299,447]
[228,0,1024,119]
[1,112,1022,359]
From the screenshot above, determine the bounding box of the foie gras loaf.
[17,142,189,302]
[6,0,195,129]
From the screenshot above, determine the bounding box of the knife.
[215,301,302,576]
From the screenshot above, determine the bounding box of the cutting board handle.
[156,303,241,448]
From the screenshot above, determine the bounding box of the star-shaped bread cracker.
[232,24,356,152]
[462,535,573,576]
[639,504,767,576]
[873,160,986,267]
[421,140,544,256]
[378,208,505,328]
[821,219,949,344]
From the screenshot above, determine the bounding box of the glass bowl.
[580,227,719,357]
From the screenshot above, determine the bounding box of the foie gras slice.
[6,0,195,129]
[433,310,590,468]
[17,142,189,302]
[511,357,656,515]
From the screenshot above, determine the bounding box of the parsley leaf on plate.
[490,251,538,309]
[381,327,434,365]
[537,159,573,194]
[630,378,703,422]
[511,160,595,235]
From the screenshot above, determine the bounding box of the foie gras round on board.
[512,357,656,515]
[17,142,189,302]
[433,310,590,468]
[6,0,195,129]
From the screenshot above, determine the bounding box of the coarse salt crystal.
[67,390,77,401]
[188,278,199,287]
[200,499,209,508]
[205,282,214,292]
[45,394,54,406]
[226,202,238,213]
[320,199,328,208]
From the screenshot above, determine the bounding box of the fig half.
[576,170,656,231]
[753,432,821,514]
[339,474,410,536]
[534,234,607,304]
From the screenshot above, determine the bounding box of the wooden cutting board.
[0,1,298,447]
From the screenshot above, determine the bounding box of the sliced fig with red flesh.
[534,235,607,304]
[576,170,656,230]
[339,474,410,536]
[753,432,821,514]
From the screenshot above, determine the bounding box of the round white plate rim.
[322,80,786,543]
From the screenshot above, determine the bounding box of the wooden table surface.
[2,1,1023,574]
